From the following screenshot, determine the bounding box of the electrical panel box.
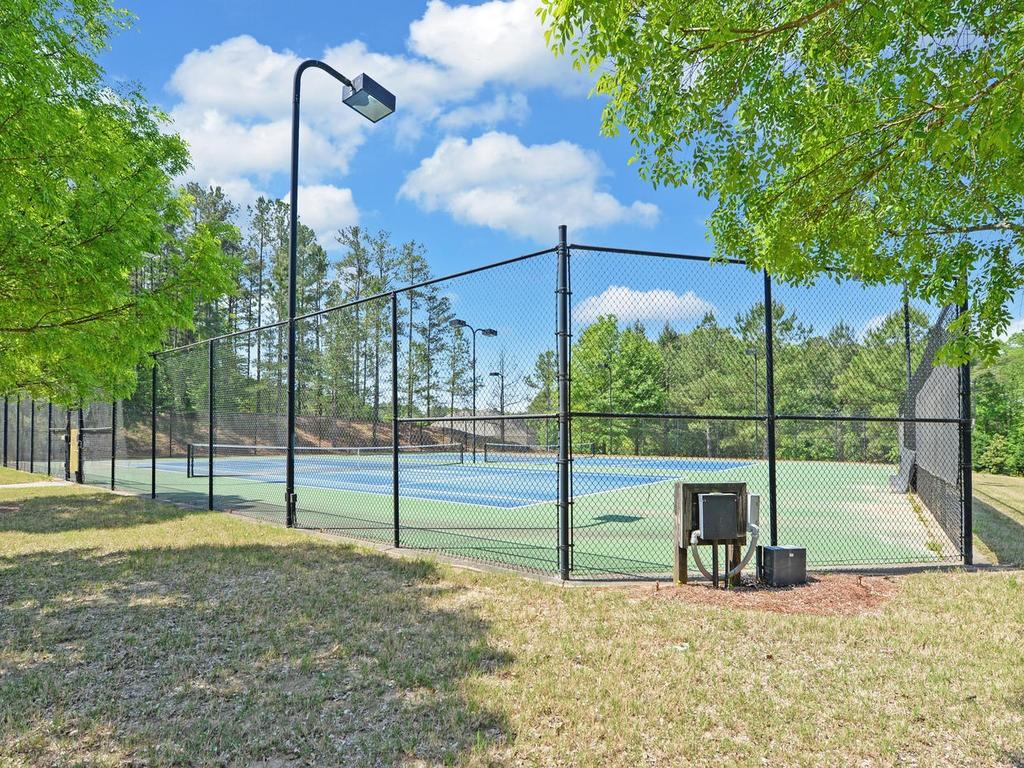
[760,545,807,587]
[698,493,741,541]
[748,494,760,526]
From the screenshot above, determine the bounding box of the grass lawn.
[973,472,1024,565]
[0,467,48,485]
[0,484,1022,767]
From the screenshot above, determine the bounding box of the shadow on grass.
[0,491,208,533]
[0,537,511,765]
[973,495,1024,566]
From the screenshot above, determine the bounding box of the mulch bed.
[641,573,900,616]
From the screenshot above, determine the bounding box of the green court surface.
[99,454,958,577]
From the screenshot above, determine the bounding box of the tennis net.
[186,442,465,478]
[483,442,595,462]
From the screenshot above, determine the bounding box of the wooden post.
[729,543,742,588]
[673,482,688,584]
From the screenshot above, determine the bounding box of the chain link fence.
[3,234,972,578]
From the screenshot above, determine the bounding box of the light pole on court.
[286,62,395,526]
[449,319,497,462]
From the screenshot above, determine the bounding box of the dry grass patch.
[1,485,1022,767]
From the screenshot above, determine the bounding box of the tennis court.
[105,442,956,576]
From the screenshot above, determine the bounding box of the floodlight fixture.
[342,73,396,123]
[481,328,498,337]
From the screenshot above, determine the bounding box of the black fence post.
[208,340,215,512]
[557,225,571,580]
[65,408,71,481]
[110,400,117,490]
[151,361,157,498]
[47,403,52,476]
[391,292,400,549]
[763,270,779,547]
[15,397,21,471]
[959,302,973,565]
[77,405,84,483]
[29,399,35,474]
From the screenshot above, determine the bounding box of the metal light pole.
[489,371,505,443]
[286,61,395,526]
[450,319,497,462]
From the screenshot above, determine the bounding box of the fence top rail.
[569,243,748,267]
[155,245,559,356]
[398,412,558,423]
[571,244,904,282]
[295,245,559,323]
[153,318,289,356]
[571,410,764,421]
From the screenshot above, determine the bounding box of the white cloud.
[437,93,529,132]
[169,35,295,120]
[399,132,659,240]
[172,108,352,184]
[573,286,716,325]
[163,2,603,246]
[168,36,367,189]
[1004,316,1024,339]
[408,0,587,93]
[165,0,590,184]
[289,185,360,243]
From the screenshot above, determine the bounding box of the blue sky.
[97,0,1024,369]
[99,0,711,269]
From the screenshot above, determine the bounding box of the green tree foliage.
[524,350,558,446]
[517,299,972,466]
[569,316,665,454]
[972,334,1024,474]
[0,0,236,402]
[539,1,1024,361]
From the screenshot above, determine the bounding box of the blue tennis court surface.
[146,456,750,508]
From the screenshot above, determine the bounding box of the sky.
[99,0,711,269]
[97,0,1023,377]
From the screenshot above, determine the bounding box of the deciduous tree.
[0,0,236,402]
[540,0,1024,360]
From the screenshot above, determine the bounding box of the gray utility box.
[698,493,742,541]
[759,545,807,587]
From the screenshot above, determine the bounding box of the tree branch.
[0,301,137,333]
